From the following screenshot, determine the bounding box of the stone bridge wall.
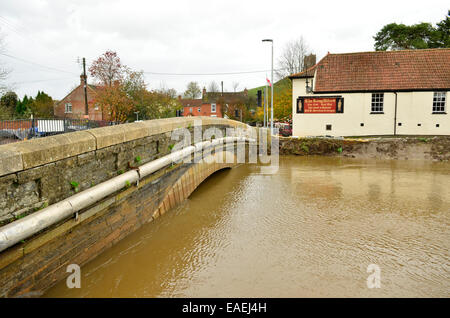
[0,117,248,297]
[0,117,247,224]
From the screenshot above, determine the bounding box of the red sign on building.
[297,97,344,114]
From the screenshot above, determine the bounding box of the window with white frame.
[65,103,72,113]
[371,93,384,113]
[432,92,446,113]
[198,107,201,113]
[211,103,216,113]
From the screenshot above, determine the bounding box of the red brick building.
[54,75,106,120]
[179,87,248,118]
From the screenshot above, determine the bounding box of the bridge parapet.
[0,117,248,224]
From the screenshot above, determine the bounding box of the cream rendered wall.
[292,78,449,136]
[396,91,449,135]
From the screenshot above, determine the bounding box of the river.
[45,156,450,297]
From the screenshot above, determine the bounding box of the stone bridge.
[0,117,261,297]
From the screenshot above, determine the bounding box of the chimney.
[178,95,182,100]
[244,88,248,96]
[80,74,87,86]
[303,54,316,70]
[202,87,206,99]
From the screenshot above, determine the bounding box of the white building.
[290,48,450,137]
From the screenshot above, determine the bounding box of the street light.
[262,39,273,135]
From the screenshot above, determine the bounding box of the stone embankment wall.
[279,136,450,161]
[0,117,247,297]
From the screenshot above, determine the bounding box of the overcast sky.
[0,0,448,100]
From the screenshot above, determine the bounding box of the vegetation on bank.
[279,136,450,161]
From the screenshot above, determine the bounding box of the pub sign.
[297,96,344,114]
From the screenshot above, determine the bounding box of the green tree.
[16,95,29,116]
[435,10,450,47]
[15,95,34,118]
[135,88,182,120]
[183,81,201,99]
[374,11,450,50]
[0,91,18,110]
[29,91,54,118]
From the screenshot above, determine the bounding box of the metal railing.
[0,118,119,145]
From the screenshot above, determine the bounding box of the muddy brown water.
[45,156,450,297]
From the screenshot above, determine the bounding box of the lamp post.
[262,39,273,134]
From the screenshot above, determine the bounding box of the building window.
[189,107,192,113]
[94,103,99,111]
[211,103,216,113]
[326,124,332,131]
[65,103,72,113]
[198,107,201,113]
[211,114,217,117]
[371,93,384,113]
[432,92,446,113]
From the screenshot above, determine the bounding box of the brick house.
[179,87,248,118]
[54,75,106,120]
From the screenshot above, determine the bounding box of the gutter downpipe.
[0,136,252,252]
[394,92,398,136]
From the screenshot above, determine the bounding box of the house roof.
[56,83,98,106]
[291,48,450,92]
[202,91,248,104]
[289,64,317,78]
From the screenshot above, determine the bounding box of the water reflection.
[45,156,450,298]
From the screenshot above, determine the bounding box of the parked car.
[277,122,292,137]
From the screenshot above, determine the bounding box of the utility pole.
[83,57,89,119]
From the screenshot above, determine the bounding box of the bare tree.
[88,50,125,87]
[207,81,220,93]
[275,37,312,80]
[184,81,201,99]
[232,81,239,92]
